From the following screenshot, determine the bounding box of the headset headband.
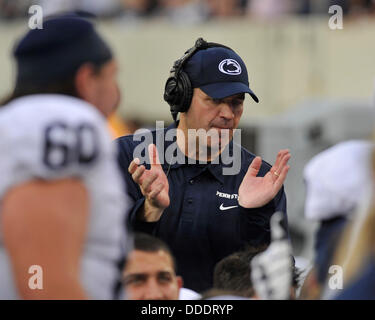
[169,38,232,81]
[164,38,233,123]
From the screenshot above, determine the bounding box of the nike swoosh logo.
[219,204,239,211]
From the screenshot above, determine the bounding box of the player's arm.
[1,178,89,299]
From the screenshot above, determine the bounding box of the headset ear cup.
[164,77,180,107]
[178,71,193,113]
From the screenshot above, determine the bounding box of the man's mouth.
[212,126,232,130]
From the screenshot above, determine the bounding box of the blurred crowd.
[1,0,375,22]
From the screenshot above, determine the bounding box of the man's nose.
[143,279,164,300]
[219,103,235,120]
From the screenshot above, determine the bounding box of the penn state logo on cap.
[184,46,259,102]
[218,59,242,75]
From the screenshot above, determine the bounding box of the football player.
[0,15,130,299]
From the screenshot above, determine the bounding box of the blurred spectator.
[348,0,375,15]
[122,233,184,300]
[121,0,159,17]
[37,0,76,17]
[79,0,123,17]
[246,0,295,20]
[37,0,122,18]
[298,0,349,15]
[0,0,33,19]
[2,0,375,21]
[300,140,373,299]
[159,0,208,24]
[206,0,243,17]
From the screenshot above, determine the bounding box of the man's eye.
[231,100,243,108]
[124,277,145,286]
[212,99,221,105]
[158,274,172,283]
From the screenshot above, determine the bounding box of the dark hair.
[212,247,264,298]
[213,245,301,299]
[0,62,105,107]
[132,233,177,272]
[200,288,246,300]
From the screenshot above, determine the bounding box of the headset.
[163,38,233,123]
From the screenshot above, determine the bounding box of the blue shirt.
[335,256,375,300]
[116,123,288,292]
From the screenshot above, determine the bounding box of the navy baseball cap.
[183,46,259,103]
[13,15,112,85]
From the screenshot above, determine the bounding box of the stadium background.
[1,0,374,266]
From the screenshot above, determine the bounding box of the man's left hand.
[238,149,290,209]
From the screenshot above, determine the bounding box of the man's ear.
[176,276,183,289]
[74,63,96,102]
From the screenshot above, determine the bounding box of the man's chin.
[206,139,230,153]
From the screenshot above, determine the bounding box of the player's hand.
[128,144,170,221]
[251,212,293,300]
[238,149,290,208]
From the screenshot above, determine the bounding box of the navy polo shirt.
[116,123,288,293]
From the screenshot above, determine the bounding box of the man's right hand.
[128,144,170,222]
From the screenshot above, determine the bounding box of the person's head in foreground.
[122,233,183,300]
[210,243,300,300]
[3,13,120,118]
[211,247,261,299]
[164,37,259,160]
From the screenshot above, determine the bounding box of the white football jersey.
[0,94,131,299]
